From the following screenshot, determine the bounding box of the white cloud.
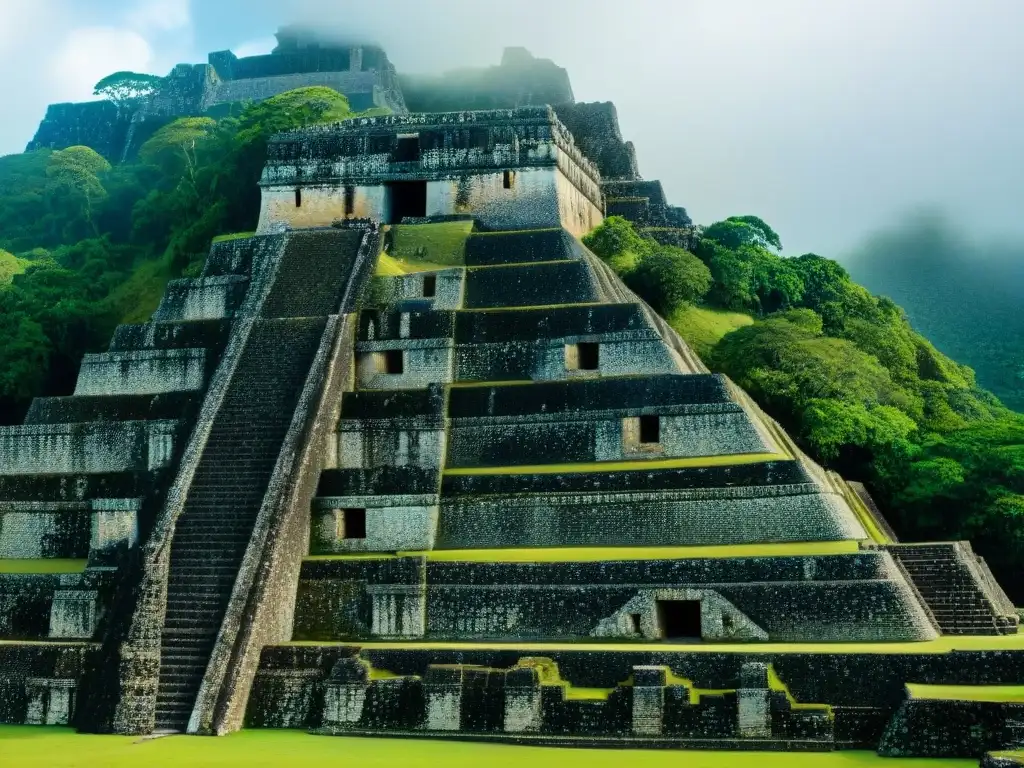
[231,36,278,59]
[126,0,191,33]
[48,26,154,103]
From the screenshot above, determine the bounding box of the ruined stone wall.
[552,102,640,181]
[26,101,130,160]
[203,72,381,113]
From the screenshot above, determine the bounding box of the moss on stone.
[290,632,1024,655]
[443,453,784,476]
[0,559,88,574]
[211,231,257,244]
[387,221,474,270]
[906,684,1024,703]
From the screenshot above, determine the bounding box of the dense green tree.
[704,215,782,251]
[93,71,164,114]
[625,246,712,315]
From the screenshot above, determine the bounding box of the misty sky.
[2,0,1023,257]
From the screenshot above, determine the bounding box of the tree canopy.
[93,71,164,113]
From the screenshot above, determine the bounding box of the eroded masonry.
[2,101,1023,759]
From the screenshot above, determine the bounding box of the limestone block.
[74,349,207,396]
[503,667,542,733]
[737,662,771,739]
[90,499,140,555]
[323,684,368,727]
[49,589,99,639]
[311,498,438,553]
[632,666,667,736]
[0,421,179,475]
[334,426,445,470]
[0,503,90,558]
[153,276,248,321]
[25,678,77,725]
[369,584,426,638]
[368,269,463,311]
[356,342,455,390]
[423,667,463,731]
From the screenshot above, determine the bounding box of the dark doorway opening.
[577,342,600,370]
[386,181,427,224]
[343,509,367,539]
[639,415,661,444]
[657,600,701,640]
[394,136,421,162]
[344,185,355,216]
[294,187,302,208]
[381,350,404,374]
[423,274,437,298]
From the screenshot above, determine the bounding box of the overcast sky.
[1,0,1022,257]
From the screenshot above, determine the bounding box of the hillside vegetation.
[848,211,1024,412]
[585,216,1024,600]
[0,87,368,424]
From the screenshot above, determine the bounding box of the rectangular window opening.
[393,135,421,162]
[565,342,600,371]
[294,187,302,208]
[380,349,404,375]
[503,170,515,189]
[344,185,355,216]
[629,613,642,635]
[423,274,437,298]
[639,415,661,444]
[656,600,702,640]
[342,509,367,540]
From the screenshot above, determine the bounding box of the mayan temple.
[2,30,1023,764]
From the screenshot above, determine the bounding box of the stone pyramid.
[0,106,1020,758]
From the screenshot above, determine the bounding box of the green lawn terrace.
[0,727,997,768]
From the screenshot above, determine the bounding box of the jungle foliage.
[0,86,359,424]
[586,215,1024,600]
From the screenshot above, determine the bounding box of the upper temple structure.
[3,32,1023,764]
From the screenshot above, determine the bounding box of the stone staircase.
[883,543,1019,635]
[155,318,326,730]
[154,228,367,731]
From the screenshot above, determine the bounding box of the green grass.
[293,631,1024,655]
[306,541,862,565]
[211,231,256,244]
[387,221,474,271]
[0,559,87,574]
[374,253,408,276]
[0,249,30,286]
[668,304,754,359]
[443,453,784,476]
[0,727,978,767]
[907,684,1024,703]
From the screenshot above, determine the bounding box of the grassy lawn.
[0,559,88,574]
[294,630,1024,655]
[0,727,978,767]
[443,452,783,476]
[669,304,754,359]
[306,541,862,564]
[211,231,256,244]
[387,221,474,271]
[907,683,1024,703]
